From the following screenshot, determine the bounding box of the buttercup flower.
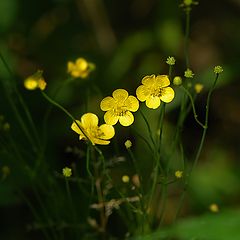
[136,75,175,109]
[122,175,130,183]
[67,58,95,78]
[194,83,204,93]
[71,113,115,145]
[209,203,219,213]
[24,70,47,90]
[100,89,139,127]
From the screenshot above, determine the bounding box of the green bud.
[173,76,182,86]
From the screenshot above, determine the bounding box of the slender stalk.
[180,86,205,128]
[184,9,191,68]
[0,52,41,150]
[41,91,90,142]
[139,109,156,148]
[65,178,79,238]
[174,73,220,220]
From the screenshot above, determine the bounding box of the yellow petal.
[136,85,151,101]
[124,96,139,112]
[91,138,110,145]
[146,96,160,109]
[67,61,74,72]
[160,87,175,103]
[104,110,119,125]
[142,74,156,86]
[112,89,128,101]
[100,96,115,111]
[38,79,47,90]
[71,120,83,134]
[99,124,115,139]
[24,78,38,90]
[155,75,170,87]
[76,58,88,71]
[81,113,99,128]
[119,111,134,126]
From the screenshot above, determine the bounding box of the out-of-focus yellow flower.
[62,167,72,177]
[136,75,175,109]
[24,70,47,90]
[194,83,204,93]
[71,113,115,145]
[100,89,139,127]
[122,175,130,183]
[124,140,132,149]
[2,166,10,179]
[209,203,219,213]
[175,170,183,178]
[67,58,95,78]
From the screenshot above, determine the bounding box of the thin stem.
[86,144,93,177]
[131,127,154,153]
[41,91,90,142]
[65,178,80,239]
[184,9,191,68]
[139,110,156,148]
[0,52,41,150]
[174,73,220,220]
[180,86,205,128]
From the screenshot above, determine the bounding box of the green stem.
[86,144,93,177]
[180,86,205,128]
[41,91,90,142]
[175,73,220,220]
[139,110,156,148]
[65,178,79,238]
[0,52,41,150]
[184,9,191,68]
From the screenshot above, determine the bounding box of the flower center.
[114,105,127,116]
[151,87,163,97]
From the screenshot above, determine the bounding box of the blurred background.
[0,0,240,239]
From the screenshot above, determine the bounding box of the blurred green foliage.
[0,0,240,239]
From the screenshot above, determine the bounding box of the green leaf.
[131,208,240,240]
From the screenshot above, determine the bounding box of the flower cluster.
[67,58,95,78]
[71,74,175,145]
[24,70,47,91]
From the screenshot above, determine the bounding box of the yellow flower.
[209,203,219,213]
[122,175,130,183]
[62,167,72,177]
[100,89,139,127]
[136,75,175,109]
[67,58,95,78]
[71,113,115,145]
[24,70,47,90]
[194,83,204,93]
